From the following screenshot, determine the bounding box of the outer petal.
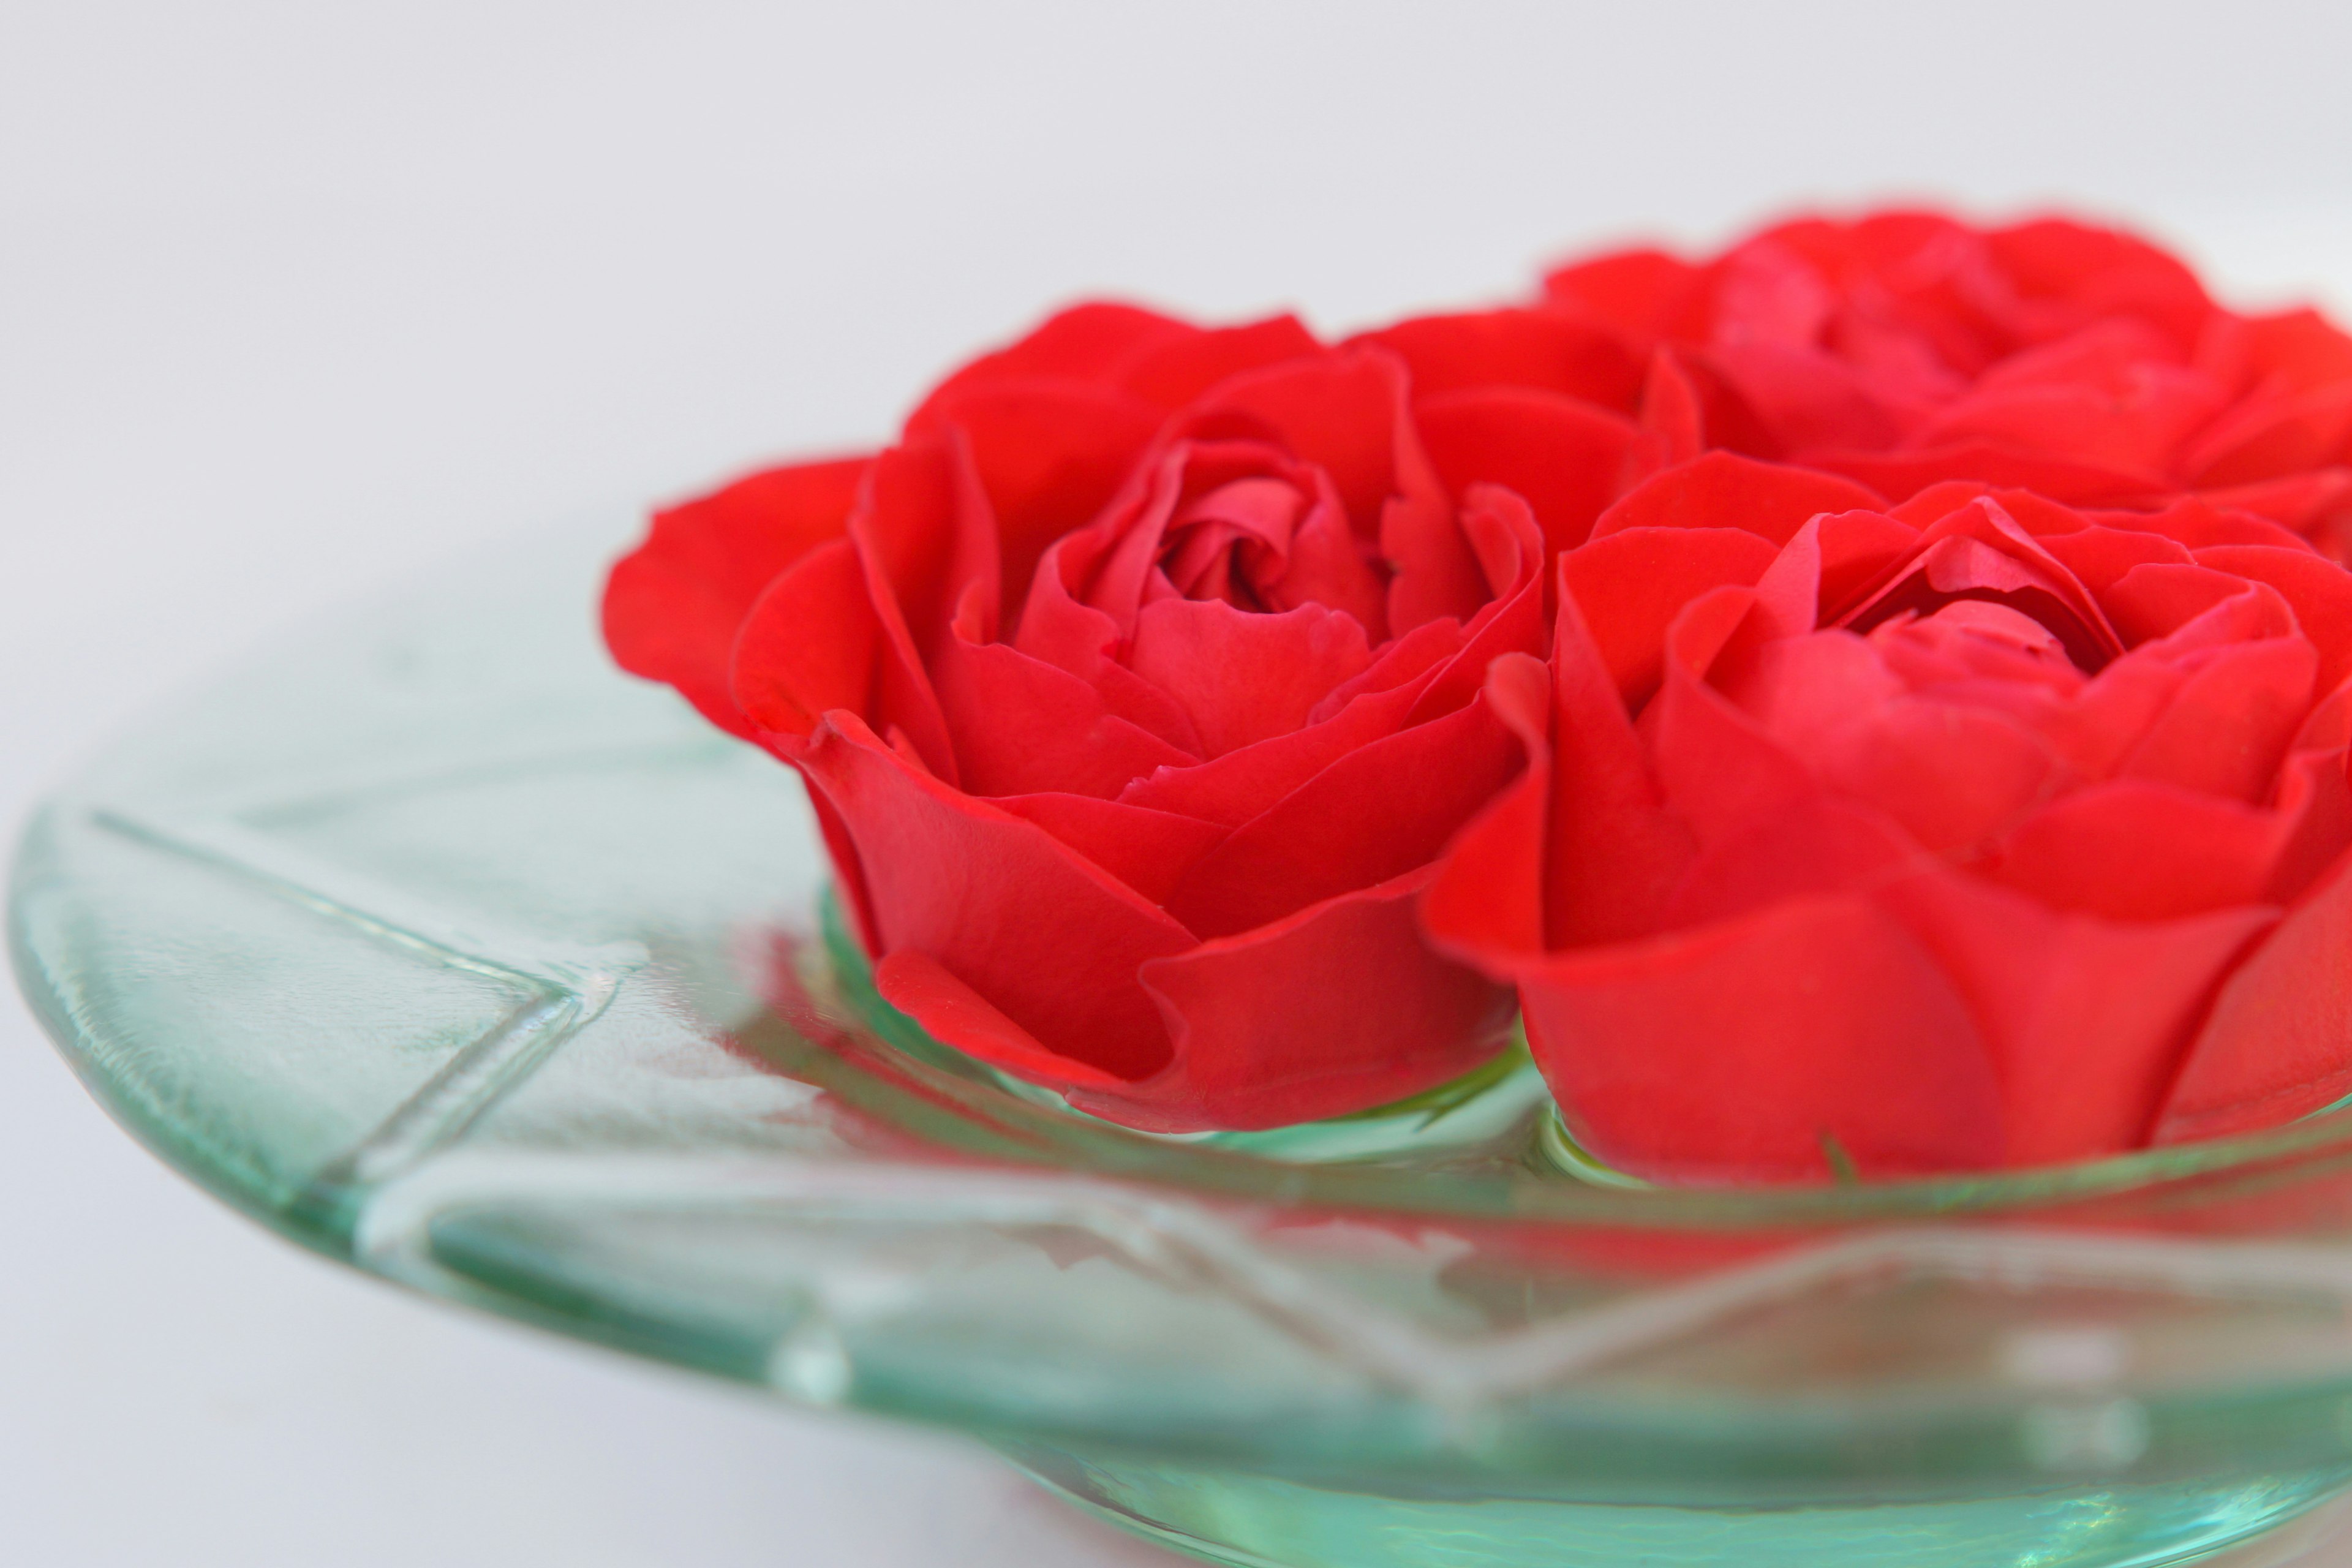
[929,630,1197,798]
[2157,845,2352,1143]
[2199,470,2352,548]
[1540,576,1698,946]
[2195,544,2352,694]
[1115,315,1325,411]
[1542,247,1708,339]
[603,456,870,736]
[1420,653,1553,962]
[1983,217,2215,352]
[2185,382,2352,489]
[2091,499,2314,552]
[731,538,878,739]
[1659,794,1926,931]
[1399,482,1551,725]
[2117,634,2315,804]
[991,792,1229,908]
[907,301,1196,423]
[1877,870,2274,1166]
[1416,386,1642,554]
[1801,442,2166,508]
[1351,308,1646,410]
[1084,867,1516,1131]
[843,439,974,780]
[1515,894,2003,1183]
[1562,527,1781,707]
[1164,696,1525,938]
[801,712,1194,1081]
[924,382,1163,619]
[873,951,1133,1094]
[1118,681,1425,828]
[1985,780,2299,921]
[1591,451,1885,547]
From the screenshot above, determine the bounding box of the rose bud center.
[1842,533,2118,674]
[1159,475,1313,615]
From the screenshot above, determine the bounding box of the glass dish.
[19,518,2352,1568]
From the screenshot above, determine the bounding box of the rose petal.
[908,301,1196,424]
[929,631,1198,797]
[1815,698,2061,858]
[1592,451,1886,547]
[1634,349,1706,470]
[843,439,975,782]
[1644,592,1822,844]
[1660,793,1926,930]
[1115,315,1324,410]
[921,383,1163,619]
[1013,527,1206,753]
[1515,894,2003,1183]
[1801,441,2167,508]
[1090,867,1515,1130]
[1177,350,1426,531]
[730,538,877,740]
[1878,869,2272,1165]
[991,792,1229,908]
[1351,307,1646,410]
[2185,382,2352,489]
[2092,499,2315,552]
[1984,218,2215,352]
[2266,745,2352,903]
[2195,544,2352,693]
[1126,597,1376,759]
[1165,696,1524,938]
[1562,527,1781,708]
[1986,780,2291,920]
[602,456,869,736]
[1840,497,2124,672]
[1722,631,2061,858]
[1542,247,1708,339]
[1541,580,1700,946]
[1415,386,1642,554]
[2156,844,2352,1144]
[1400,484,1550,725]
[2199,470,2352,544]
[2118,634,2316,803]
[801,712,1194,1080]
[1117,680,1424,828]
[1907,322,2228,475]
[1709,341,1906,455]
[2099,563,2288,648]
[874,949,1134,1093]
[1419,652,1553,960]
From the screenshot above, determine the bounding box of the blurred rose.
[1543,211,2352,555]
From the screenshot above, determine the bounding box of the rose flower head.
[1547,210,2352,556]
[605,304,1608,1129]
[1428,456,2352,1182]
[609,205,2352,1174]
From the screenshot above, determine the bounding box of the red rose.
[609,206,2352,1170]
[1427,454,2352,1183]
[606,304,1599,1129]
[1540,211,2352,554]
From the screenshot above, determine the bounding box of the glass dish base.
[1007,1446,2352,1568]
[21,516,2352,1568]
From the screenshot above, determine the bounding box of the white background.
[10,4,2352,1564]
